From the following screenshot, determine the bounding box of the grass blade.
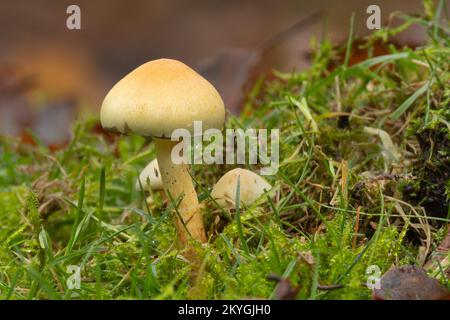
[235,176,250,256]
[390,81,429,119]
[65,175,86,256]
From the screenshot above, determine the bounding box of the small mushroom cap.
[135,159,163,192]
[211,168,272,209]
[100,58,225,138]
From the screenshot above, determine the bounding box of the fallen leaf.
[373,265,450,300]
[196,12,321,115]
[267,274,299,300]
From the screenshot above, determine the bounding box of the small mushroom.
[211,168,272,210]
[135,159,163,192]
[101,58,225,245]
[135,159,164,206]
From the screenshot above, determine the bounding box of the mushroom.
[135,159,163,193]
[100,59,225,245]
[211,168,272,210]
[135,159,164,206]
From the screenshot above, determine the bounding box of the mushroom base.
[153,138,207,244]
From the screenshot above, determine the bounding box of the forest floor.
[0,9,449,299]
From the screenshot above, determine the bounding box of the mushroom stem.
[153,138,207,244]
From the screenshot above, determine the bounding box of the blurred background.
[0,0,435,148]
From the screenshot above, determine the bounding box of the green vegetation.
[0,5,449,299]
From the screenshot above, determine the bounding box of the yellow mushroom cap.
[100,58,225,138]
[135,159,163,192]
[211,168,272,209]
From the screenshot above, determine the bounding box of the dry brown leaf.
[373,265,450,300]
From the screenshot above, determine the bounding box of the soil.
[404,123,450,219]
